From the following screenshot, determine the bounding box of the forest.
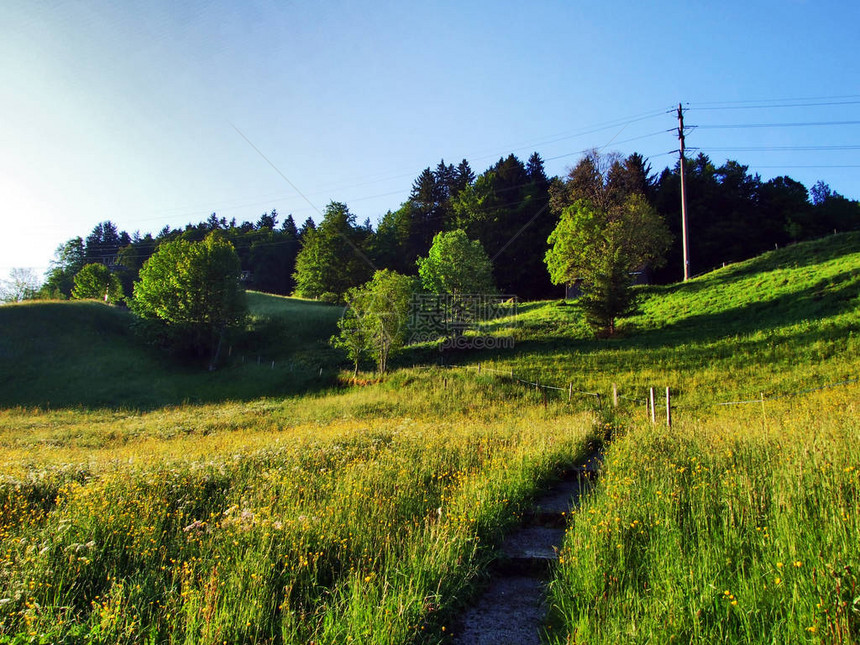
[35,149,860,304]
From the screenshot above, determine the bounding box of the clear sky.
[2,0,858,281]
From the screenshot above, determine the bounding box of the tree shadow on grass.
[0,300,342,411]
[431,268,859,385]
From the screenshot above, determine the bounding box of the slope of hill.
[0,234,856,644]
[0,292,342,409]
[465,231,860,408]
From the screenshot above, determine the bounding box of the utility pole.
[677,103,690,281]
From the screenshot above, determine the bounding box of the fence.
[441,361,858,429]
[223,348,856,429]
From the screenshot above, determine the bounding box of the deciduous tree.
[131,233,246,369]
[332,270,414,374]
[71,263,123,303]
[1,268,41,303]
[417,229,495,295]
[546,196,669,335]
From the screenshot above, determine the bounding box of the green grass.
[0,232,858,643]
[546,386,859,644]
[0,371,596,644]
[458,231,860,411]
[0,292,342,409]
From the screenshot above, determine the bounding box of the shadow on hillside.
[429,267,859,377]
[0,300,343,411]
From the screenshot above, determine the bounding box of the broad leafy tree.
[131,233,246,369]
[332,270,414,374]
[546,195,669,335]
[417,229,495,295]
[71,263,123,303]
[417,230,496,342]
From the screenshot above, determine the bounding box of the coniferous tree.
[42,237,86,298]
[293,202,372,300]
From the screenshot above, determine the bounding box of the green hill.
[0,292,342,409]
[464,231,860,408]
[0,234,856,644]
[1,233,857,410]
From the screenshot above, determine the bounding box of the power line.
[698,120,860,129]
[704,145,860,152]
[690,100,860,111]
[691,93,860,107]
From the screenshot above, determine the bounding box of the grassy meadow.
[0,370,597,644]
[0,232,858,643]
[0,292,343,409]
[547,385,858,643]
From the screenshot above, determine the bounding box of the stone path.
[451,455,601,644]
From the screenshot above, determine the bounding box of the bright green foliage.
[332,269,415,374]
[545,196,669,335]
[417,229,495,295]
[331,304,369,377]
[71,263,124,303]
[131,233,246,367]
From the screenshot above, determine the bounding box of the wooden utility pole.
[678,103,690,281]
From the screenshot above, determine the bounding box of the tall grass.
[547,386,859,643]
[0,371,596,643]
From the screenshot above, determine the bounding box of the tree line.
[18,149,855,310]
[2,147,855,370]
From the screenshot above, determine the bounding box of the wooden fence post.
[612,383,618,407]
[666,387,672,428]
[650,387,656,425]
[568,383,572,404]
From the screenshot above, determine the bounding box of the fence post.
[478,363,481,374]
[650,387,656,425]
[666,387,672,428]
[612,383,618,407]
[510,368,514,380]
[568,383,572,404]
[271,360,275,370]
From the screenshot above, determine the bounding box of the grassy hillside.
[461,231,860,411]
[0,233,856,643]
[0,292,342,409]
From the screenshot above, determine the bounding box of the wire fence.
[437,360,858,425]
[223,349,857,426]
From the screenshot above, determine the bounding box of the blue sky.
[1,0,858,280]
